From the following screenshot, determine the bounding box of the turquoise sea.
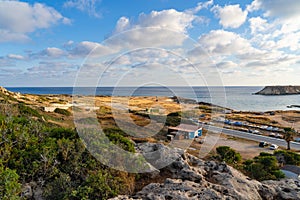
[7,86,300,112]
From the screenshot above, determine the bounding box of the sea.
[7,86,300,112]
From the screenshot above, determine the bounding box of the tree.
[283,127,296,150]
[243,154,285,181]
[216,146,241,164]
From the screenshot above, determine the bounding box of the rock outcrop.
[255,86,300,95]
[110,143,300,200]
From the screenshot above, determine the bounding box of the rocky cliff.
[255,86,300,95]
[111,143,300,200]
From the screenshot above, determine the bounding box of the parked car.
[248,129,254,133]
[275,133,284,139]
[294,138,300,143]
[269,132,276,137]
[261,125,268,130]
[259,141,269,147]
[253,130,262,135]
[233,121,243,126]
[224,119,231,125]
[269,144,279,150]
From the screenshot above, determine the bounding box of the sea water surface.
[7,86,300,112]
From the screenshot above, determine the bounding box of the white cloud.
[248,0,300,19]
[123,9,196,33]
[69,41,115,58]
[217,61,238,69]
[0,30,29,43]
[198,30,252,55]
[64,0,101,18]
[185,0,214,14]
[248,17,270,34]
[27,61,78,74]
[212,4,248,28]
[109,9,200,49]
[0,1,70,42]
[32,47,66,59]
[7,54,25,60]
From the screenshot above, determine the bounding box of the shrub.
[54,108,71,116]
[48,127,78,139]
[274,150,300,165]
[106,133,135,153]
[0,159,21,200]
[18,103,41,117]
[244,153,284,181]
[216,146,241,164]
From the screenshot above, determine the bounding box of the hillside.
[1,87,300,199]
[255,86,300,95]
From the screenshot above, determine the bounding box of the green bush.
[274,150,300,165]
[244,153,284,181]
[0,159,21,200]
[106,133,135,153]
[216,146,242,164]
[54,108,71,116]
[48,127,78,139]
[18,103,41,117]
[0,112,135,199]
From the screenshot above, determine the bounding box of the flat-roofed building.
[168,124,202,140]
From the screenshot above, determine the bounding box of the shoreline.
[0,85,298,112]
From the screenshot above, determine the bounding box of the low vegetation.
[54,108,71,116]
[243,152,285,181]
[215,146,288,181]
[274,150,300,165]
[0,103,136,199]
[216,146,241,164]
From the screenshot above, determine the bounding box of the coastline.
[6,86,300,112]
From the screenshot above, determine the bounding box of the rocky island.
[254,86,300,95]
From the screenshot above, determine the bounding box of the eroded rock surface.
[110,143,300,200]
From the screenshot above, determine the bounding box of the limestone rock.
[111,143,300,200]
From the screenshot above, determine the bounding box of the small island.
[254,85,300,95]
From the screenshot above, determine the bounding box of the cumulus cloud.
[115,9,196,34]
[0,30,29,43]
[109,9,202,49]
[247,0,300,19]
[27,61,78,74]
[64,0,101,18]
[32,47,66,59]
[0,1,70,42]
[69,41,115,58]
[212,4,248,28]
[185,0,214,14]
[7,54,25,60]
[198,30,252,55]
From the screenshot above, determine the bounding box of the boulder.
[111,143,300,200]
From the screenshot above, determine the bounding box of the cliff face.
[255,86,300,95]
[110,143,300,200]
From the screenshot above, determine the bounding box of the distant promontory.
[254,85,300,95]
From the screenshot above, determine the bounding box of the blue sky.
[0,0,300,86]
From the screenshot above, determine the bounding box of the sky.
[0,0,300,87]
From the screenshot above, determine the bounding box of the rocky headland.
[111,143,300,200]
[255,86,300,95]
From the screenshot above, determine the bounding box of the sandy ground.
[269,112,300,132]
[189,133,276,160]
[12,93,299,159]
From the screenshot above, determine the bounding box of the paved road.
[203,125,300,151]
